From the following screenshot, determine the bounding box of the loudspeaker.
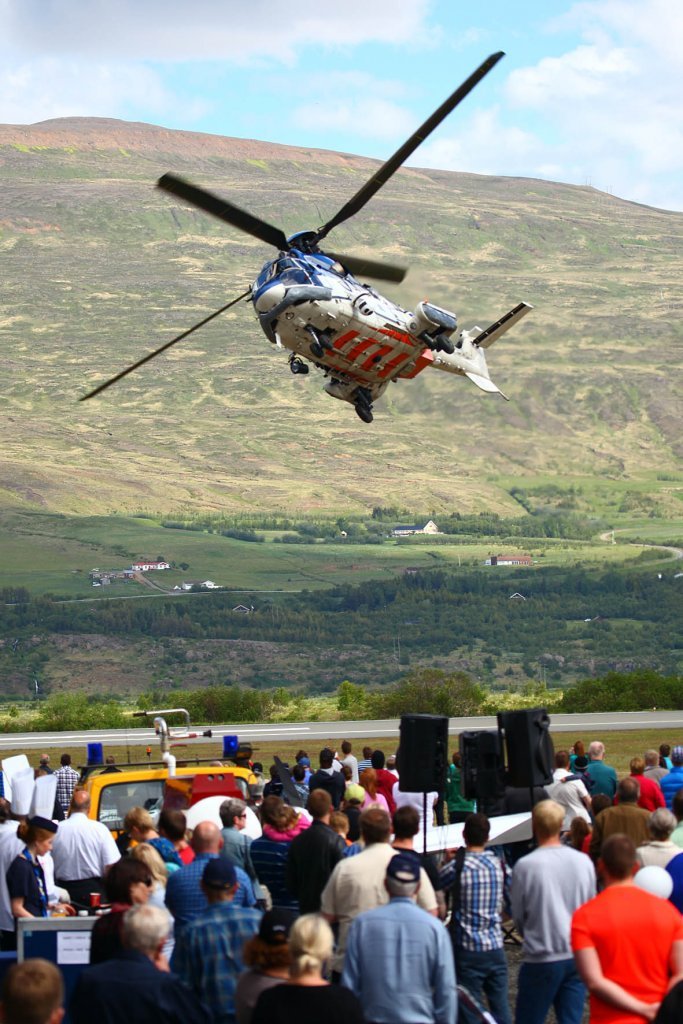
[459,731,505,811]
[397,714,449,792]
[497,708,554,788]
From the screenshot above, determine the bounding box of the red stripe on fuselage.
[360,345,394,371]
[378,327,415,346]
[333,330,359,350]
[378,351,412,378]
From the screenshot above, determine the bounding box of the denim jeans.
[515,959,586,1024]
[454,946,511,1024]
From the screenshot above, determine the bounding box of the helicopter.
[81,51,532,424]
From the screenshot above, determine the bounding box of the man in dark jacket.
[71,904,207,1024]
[308,748,345,809]
[286,789,346,913]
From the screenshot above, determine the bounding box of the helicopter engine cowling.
[409,300,457,338]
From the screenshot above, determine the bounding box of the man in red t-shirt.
[571,834,683,1023]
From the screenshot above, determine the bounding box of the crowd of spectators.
[1,738,683,1024]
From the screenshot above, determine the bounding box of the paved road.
[1,711,681,752]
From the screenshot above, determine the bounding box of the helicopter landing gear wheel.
[289,356,309,375]
[354,387,374,423]
[305,325,330,361]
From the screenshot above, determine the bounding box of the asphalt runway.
[1,710,681,751]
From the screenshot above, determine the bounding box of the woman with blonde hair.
[251,914,363,1024]
[359,768,389,813]
[129,842,175,959]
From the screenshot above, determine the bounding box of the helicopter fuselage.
[251,249,513,416]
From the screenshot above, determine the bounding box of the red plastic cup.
[89,892,101,909]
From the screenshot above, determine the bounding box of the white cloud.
[0,58,204,125]
[0,0,431,62]
[416,0,683,211]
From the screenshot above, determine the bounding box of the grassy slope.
[0,120,681,516]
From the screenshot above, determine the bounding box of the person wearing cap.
[286,789,346,914]
[174,857,262,1024]
[661,746,683,810]
[342,853,456,1024]
[235,909,295,1024]
[6,816,65,945]
[584,741,618,799]
[308,749,345,809]
[166,821,256,936]
[321,807,437,978]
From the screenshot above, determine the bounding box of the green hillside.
[1,117,681,517]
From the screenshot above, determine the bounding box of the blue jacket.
[661,766,683,809]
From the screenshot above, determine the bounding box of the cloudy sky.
[1,0,682,211]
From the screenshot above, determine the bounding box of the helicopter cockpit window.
[274,258,312,285]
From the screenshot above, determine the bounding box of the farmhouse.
[484,554,532,567]
[179,580,220,591]
[131,559,170,571]
[392,520,440,537]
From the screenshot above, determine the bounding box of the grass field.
[0,508,672,600]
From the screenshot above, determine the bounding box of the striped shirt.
[441,849,510,952]
[250,836,298,911]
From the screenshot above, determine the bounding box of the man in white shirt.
[340,741,359,784]
[0,800,22,951]
[547,750,592,832]
[320,806,437,978]
[51,789,120,904]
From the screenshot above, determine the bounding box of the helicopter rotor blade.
[315,51,505,242]
[325,251,406,283]
[157,174,290,252]
[79,288,251,402]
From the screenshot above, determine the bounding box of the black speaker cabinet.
[497,708,555,788]
[459,730,505,811]
[397,714,449,793]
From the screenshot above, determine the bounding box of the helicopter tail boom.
[429,301,531,400]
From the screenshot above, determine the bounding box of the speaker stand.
[423,792,428,856]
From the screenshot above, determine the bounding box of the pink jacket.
[262,815,311,842]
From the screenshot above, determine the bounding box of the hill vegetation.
[0,117,681,516]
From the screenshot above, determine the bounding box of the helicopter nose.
[254,283,286,313]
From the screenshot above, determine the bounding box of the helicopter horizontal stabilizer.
[465,371,509,401]
[473,302,533,349]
